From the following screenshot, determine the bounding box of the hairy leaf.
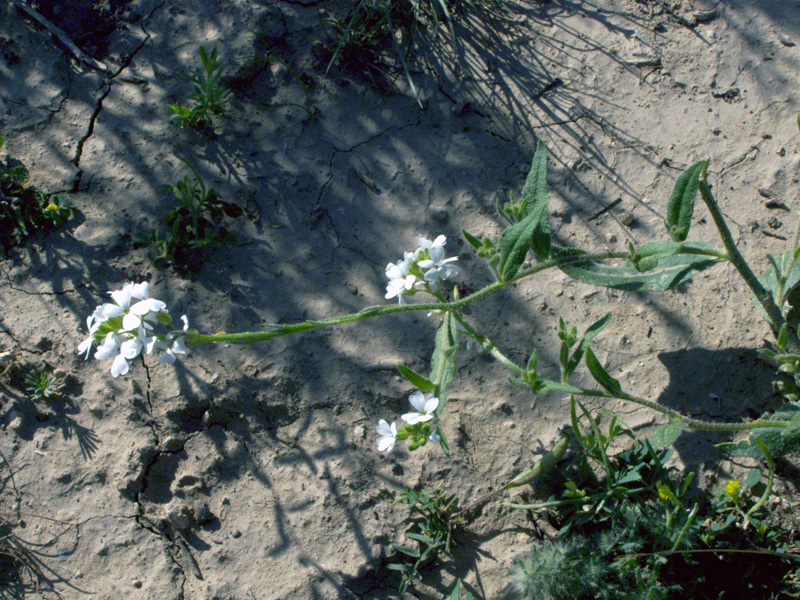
[666,160,707,242]
[554,246,722,292]
[585,347,622,395]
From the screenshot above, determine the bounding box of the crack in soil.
[312,117,424,261]
[70,0,166,193]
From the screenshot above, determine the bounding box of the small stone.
[768,216,783,229]
[353,425,365,440]
[504,420,516,429]
[132,580,142,589]
[346,283,358,295]
[53,368,66,379]
[621,212,635,226]
[162,437,183,452]
[231,528,242,539]
[8,411,23,432]
[166,505,190,531]
[192,500,213,524]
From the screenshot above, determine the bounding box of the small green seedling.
[24,369,64,402]
[138,159,244,269]
[390,484,457,593]
[169,46,231,129]
[0,135,73,251]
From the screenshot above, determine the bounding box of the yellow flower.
[725,479,740,504]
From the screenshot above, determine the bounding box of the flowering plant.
[78,282,191,377]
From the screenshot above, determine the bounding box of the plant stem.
[188,250,629,346]
[698,176,785,337]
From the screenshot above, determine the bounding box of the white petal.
[376,419,393,436]
[402,412,433,424]
[111,354,129,377]
[181,315,189,331]
[424,396,440,414]
[77,337,93,359]
[101,304,125,319]
[109,285,133,309]
[122,313,142,331]
[120,338,143,360]
[94,333,120,360]
[130,282,149,300]
[377,436,395,452]
[408,391,427,412]
[159,349,176,364]
[131,298,167,316]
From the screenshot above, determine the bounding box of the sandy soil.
[1,0,799,598]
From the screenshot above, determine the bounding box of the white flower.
[100,282,166,331]
[94,332,130,377]
[77,313,101,359]
[376,419,398,452]
[416,235,458,286]
[429,431,441,444]
[385,251,420,303]
[402,391,439,424]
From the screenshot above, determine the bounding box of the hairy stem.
[188,250,628,346]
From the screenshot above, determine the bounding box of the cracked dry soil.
[1,0,800,598]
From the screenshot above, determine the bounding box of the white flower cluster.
[78,282,190,377]
[376,391,440,453]
[385,235,459,303]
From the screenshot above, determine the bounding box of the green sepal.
[665,160,707,242]
[462,229,482,250]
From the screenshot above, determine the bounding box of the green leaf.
[397,365,435,391]
[386,562,411,572]
[585,347,622,395]
[565,313,612,380]
[758,249,800,314]
[666,160,707,242]
[462,229,482,250]
[520,139,551,261]
[496,141,551,280]
[406,532,434,544]
[391,543,421,558]
[429,313,458,408]
[717,427,800,460]
[554,245,722,292]
[649,421,685,448]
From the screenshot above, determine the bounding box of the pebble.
[621,212,635,226]
[353,425,365,440]
[192,500,214,524]
[166,505,190,531]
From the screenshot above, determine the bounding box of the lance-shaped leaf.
[429,312,458,409]
[397,365,435,391]
[565,313,612,380]
[496,141,551,280]
[585,347,622,395]
[665,160,707,242]
[521,139,551,261]
[554,245,722,292]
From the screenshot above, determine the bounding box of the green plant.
[323,0,460,105]
[0,135,73,252]
[169,46,231,129]
[84,119,800,596]
[23,369,64,402]
[137,159,244,269]
[390,484,458,593]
